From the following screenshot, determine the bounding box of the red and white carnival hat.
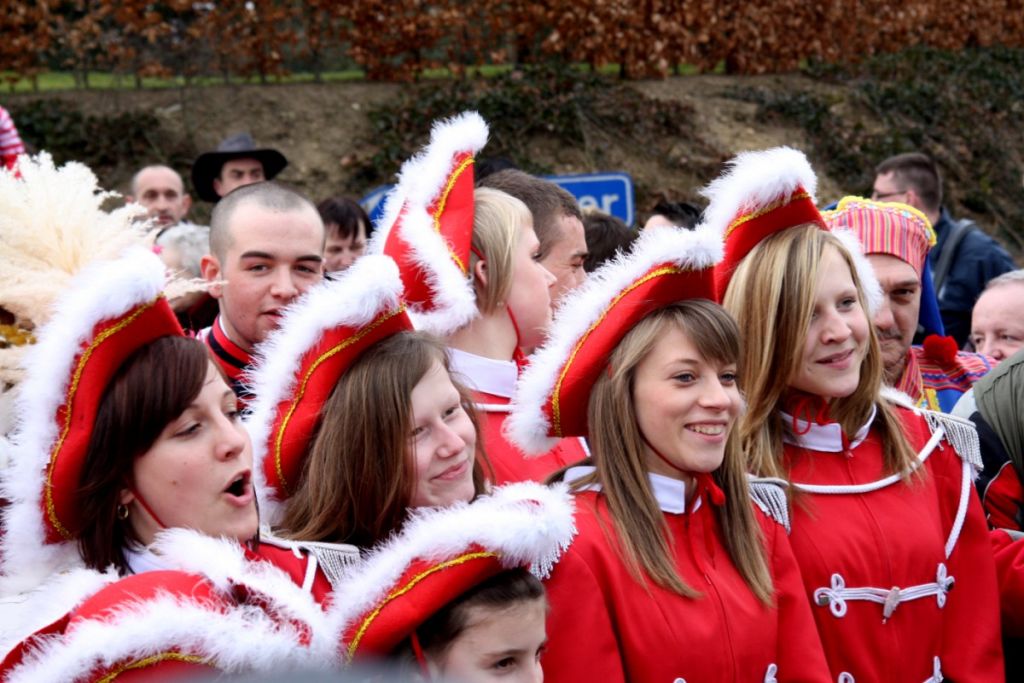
[367,111,488,336]
[329,481,575,662]
[507,225,723,455]
[0,247,183,593]
[245,253,412,524]
[701,146,882,313]
[3,530,332,682]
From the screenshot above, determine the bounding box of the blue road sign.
[360,185,393,230]
[545,172,635,226]
[361,171,636,229]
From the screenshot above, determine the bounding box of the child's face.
[434,599,547,682]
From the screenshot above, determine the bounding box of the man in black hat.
[191,132,288,203]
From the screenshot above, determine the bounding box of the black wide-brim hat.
[191,132,288,202]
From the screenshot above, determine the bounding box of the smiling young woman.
[245,253,488,556]
[507,226,832,683]
[713,147,1004,683]
[374,112,589,488]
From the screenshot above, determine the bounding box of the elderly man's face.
[132,167,191,228]
[867,254,921,381]
[971,283,1024,361]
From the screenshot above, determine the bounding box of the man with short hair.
[971,269,1024,361]
[127,165,193,231]
[478,169,588,304]
[191,132,288,203]
[200,181,325,399]
[872,152,1015,346]
[829,196,993,412]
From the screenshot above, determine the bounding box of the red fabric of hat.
[369,111,489,337]
[383,150,476,312]
[262,305,411,498]
[44,297,182,543]
[507,226,723,455]
[344,546,504,660]
[549,267,715,440]
[715,188,824,299]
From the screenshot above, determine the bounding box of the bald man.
[128,165,193,231]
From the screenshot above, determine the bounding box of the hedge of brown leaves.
[3,0,1024,85]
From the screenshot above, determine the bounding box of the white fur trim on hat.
[328,481,576,641]
[0,247,168,595]
[0,567,120,660]
[244,253,406,525]
[4,587,329,683]
[150,528,332,646]
[507,226,724,455]
[367,111,489,337]
[699,146,818,238]
[831,227,884,316]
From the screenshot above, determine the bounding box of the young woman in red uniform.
[507,225,832,682]
[713,147,1004,682]
[373,111,587,485]
[245,252,488,553]
[0,246,333,681]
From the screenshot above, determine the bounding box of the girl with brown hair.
[1,242,330,680]
[246,252,488,555]
[375,112,587,487]
[712,147,1003,682]
[507,225,831,682]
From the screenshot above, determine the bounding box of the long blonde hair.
[723,225,917,480]
[575,300,774,603]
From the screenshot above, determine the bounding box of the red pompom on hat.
[330,481,576,662]
[368,111,488,337]
[245,254,412,525]
[701,147,882,315]
[506,225,723,455]
[0,247,183,593]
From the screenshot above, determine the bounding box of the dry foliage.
[2,0,1024,83]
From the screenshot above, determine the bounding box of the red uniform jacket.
[542,471,832,683]
[783,405,1004,682]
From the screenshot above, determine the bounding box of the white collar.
[124,545,174,575]
[447,348,517,398]
[564,465,699,515]
[781,404,876,452]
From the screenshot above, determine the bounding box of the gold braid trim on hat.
[96,652,209,683]
[551,266,684,437]
[346,550,499,662]
[432,156,474,274]
[45,298,161,540]
[273,304,407,493]
[724,190,813,238]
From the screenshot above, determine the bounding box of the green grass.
[2,61,706,92]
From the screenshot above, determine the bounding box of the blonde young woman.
[375,112,587,486]
[711,147,1003,682]
[507,226,831,682]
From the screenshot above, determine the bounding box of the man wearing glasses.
[872,152,1015,347]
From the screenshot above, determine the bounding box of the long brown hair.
[575,300,774,603]
[723,225,918,480]
[77,336,210,574]
[278,331,489,547]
